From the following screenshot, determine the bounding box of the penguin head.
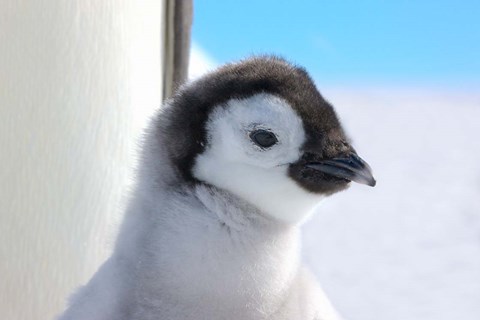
[161,56,375,224]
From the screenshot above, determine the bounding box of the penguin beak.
[306,153,376,187]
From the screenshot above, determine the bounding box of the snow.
[303,87,480,320]
[189,48,480,320]
[188,43,217,80]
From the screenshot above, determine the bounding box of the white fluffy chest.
[128,186,301,317]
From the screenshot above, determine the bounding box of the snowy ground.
[189,48,480,320]
[303,87,480,320]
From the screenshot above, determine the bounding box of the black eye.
[250,130,278,148]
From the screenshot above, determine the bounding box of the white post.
[0,1,164,319]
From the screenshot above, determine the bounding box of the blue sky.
[192,0,480,86]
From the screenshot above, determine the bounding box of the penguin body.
[59,57,375,320]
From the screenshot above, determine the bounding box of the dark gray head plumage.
[158,56,375,195]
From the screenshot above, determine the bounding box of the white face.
[192,93,324,224]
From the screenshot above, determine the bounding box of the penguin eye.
[250,130,278,148]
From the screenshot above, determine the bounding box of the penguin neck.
[193,183,282,232]
[119,181,302,317]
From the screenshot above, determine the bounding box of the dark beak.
[306,153,376,187]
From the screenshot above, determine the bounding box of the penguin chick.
[58,56,375,320]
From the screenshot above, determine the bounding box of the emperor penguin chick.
[58,56,375,320]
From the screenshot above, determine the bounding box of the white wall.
[0,1,163,319]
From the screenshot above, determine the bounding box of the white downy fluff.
[58,94,341,320]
